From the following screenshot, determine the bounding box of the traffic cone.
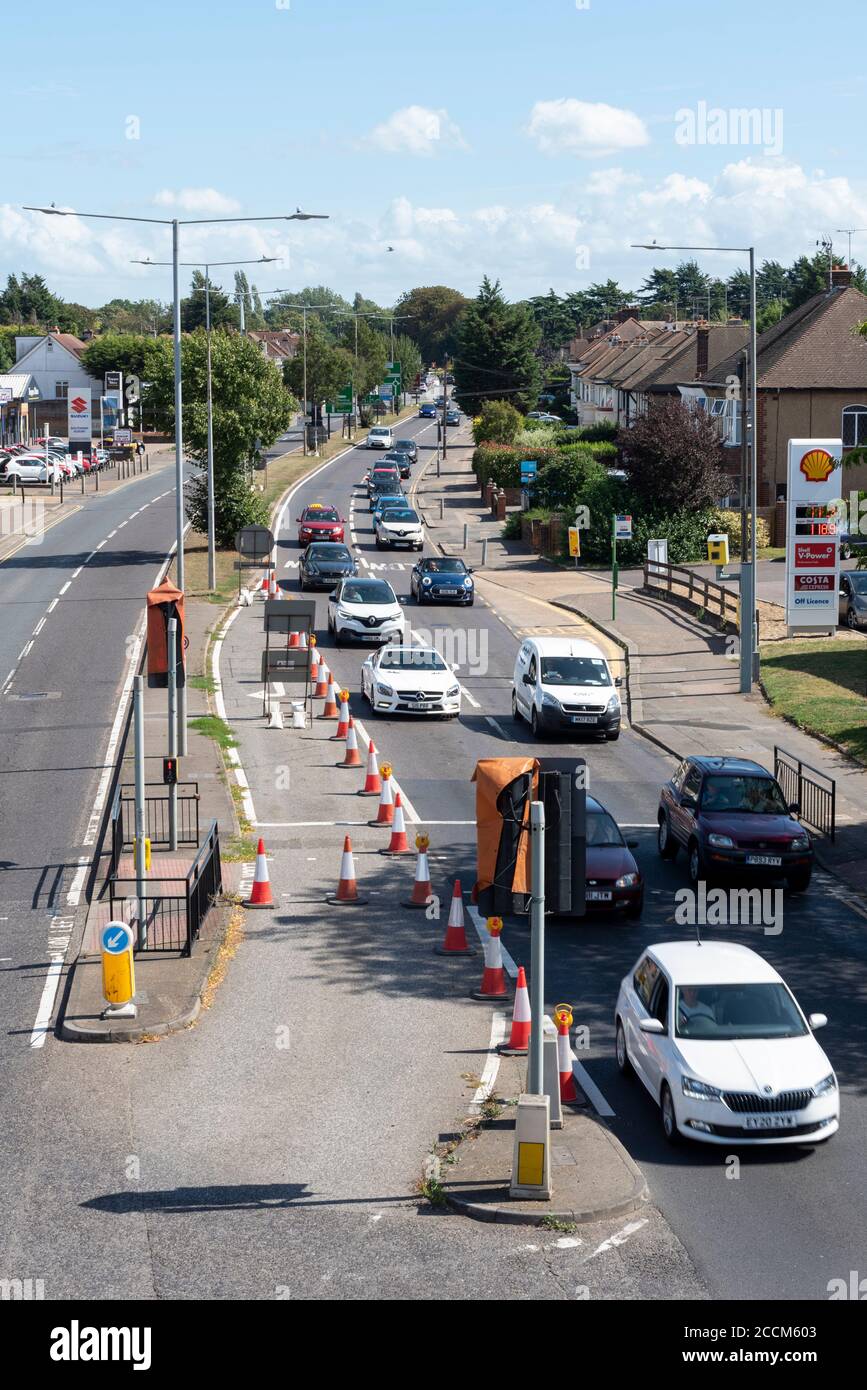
[326,835,368,906]
[244,839,274,909]
[338,716,363,768]
[298,629,308,649]
[288,629,300,648]
[471,917,509,1000]
[268,570,278,598]
[358,740,381,796]
[257,567,269,598]
[435,879,475,955]
[404,833,433,907]
[500,966,531,1053]
[381,791,412,854]
[555,1005,579,1103]
[370,764,395,826]
[310,649,321,685]
[319,675,339,719]
[314,660,330,699]
[331,689,351,741]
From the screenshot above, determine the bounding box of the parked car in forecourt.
[1,454,63,486]
[299,541,357,591]
[375,504,424,550]
[411,556,474,605]
[361,644,461,717]
[512,636,622,740]
[657,755,813,891]
[615,940,838,1146]
[328,576,405,646]
[296,502,346,546]
[838,570,867,629]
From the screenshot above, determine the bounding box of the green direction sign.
[327,383,354,413]
[385,360,401,389]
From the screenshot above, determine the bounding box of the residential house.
[247,329,300,370]
[7,332,102,438]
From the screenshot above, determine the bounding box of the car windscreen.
[381,509,417,523]
[379,649,447,671]
[308,545,350,560]
[674,983,808,1040]
[340,581,395,605]
[539,656,611,686]
[700,775,788,814]
[422,559,466,574]
[849,572,867,594]
[395,440,414,450]
[585,811,625,847]
[304,507,339,521]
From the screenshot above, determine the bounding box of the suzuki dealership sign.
[68,388,92,444]
[785,438,843,633]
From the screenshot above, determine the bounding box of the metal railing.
[645,559,740,627]
[110,781,200,863]
[774,747,836,841]
[108,820,222,954]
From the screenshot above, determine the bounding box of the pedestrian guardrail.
[644,559,740,628]
[774,746,836,841]
[108,819,222,955]
[110,781,200,874]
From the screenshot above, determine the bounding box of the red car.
[584,795,643,917]
[296,503,346,546]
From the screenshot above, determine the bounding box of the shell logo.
[799,448,836,483]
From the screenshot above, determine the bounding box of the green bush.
[501,511,523,539]
[574,422,618,443]
[472,399,523,446]
[185,472,269,549]
[533,449,605,509]
[713,509,771,554]
[472,443,561,490]
[515,424,560,448]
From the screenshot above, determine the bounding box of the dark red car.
[296,503,346,547]
[584,795,643,917]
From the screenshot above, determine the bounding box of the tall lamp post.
[632,240,758,693]
[261,296,339,455]
[132,255,279,590]
[26,203,328,747]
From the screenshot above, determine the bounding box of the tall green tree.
[391,332,422,395]
[181,271,239,332]
[336,315,388,399]
[393,285,469,364]
[283,332,355,413]
[453,277,542,415]
[617,398,726,513]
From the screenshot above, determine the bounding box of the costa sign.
[794,573,834,592]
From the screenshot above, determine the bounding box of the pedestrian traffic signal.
[162,757,178,785]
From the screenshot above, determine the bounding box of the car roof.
[524,636,608,660]
[687,756,772,777]
[646,941,782,986]
[379,644,439,657]
[307,541,349,550]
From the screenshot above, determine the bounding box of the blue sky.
[4,0,866,307]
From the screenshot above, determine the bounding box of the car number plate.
[413,701,435,710]
[745,854,782,866]
[586,890,612,902]
[571,715,597,724]
[743,1114,797,1129]
[362,634,381,642]
[439,588,458,595]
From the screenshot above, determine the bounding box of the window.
[682,766,702,804]
[528,655,537,682]
[633,956,660,1010]
[55,381,68,398]
[842,405,867,448]
[651,976,669,1029]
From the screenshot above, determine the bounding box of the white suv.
[374,504,424,550]
[361,644,461,717]
[512,635,622,739]
[1,455,63,485]
[366,426,393,450]
[327,576,405,646]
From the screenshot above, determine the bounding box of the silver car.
[839,571,867,630]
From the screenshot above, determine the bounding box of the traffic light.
[162,757,178,786]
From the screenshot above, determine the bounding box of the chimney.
[831,265,852,288]
[615,305,641,323]
[696,324,710,379]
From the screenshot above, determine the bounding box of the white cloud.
[365,106,467,157]
[584,167,643,197]
[637,172,712,207]
[153,187,242,214]
[526,99,650,157]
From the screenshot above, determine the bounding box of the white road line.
[32,618,46,636]
[573,1060,615,1117]
[467,903,518,978]
[117,521,127,529]
[19,641,33,660]
[485,715,510,738]
[352,715,421,823]
[59,580,71,594]
[471,1011,507,1106]
[29,959,64,1049]
[65,860,89,908]
[47,598,58,613]
[106,531,117,539]
[460,686,482,710]
[587,1219,648,1261]
[212,605,257,825]
[71,567,82,579]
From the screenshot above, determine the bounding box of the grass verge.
[759,639,867,764]
[189,715,237,751]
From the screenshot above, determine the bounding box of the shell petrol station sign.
[785,438,843,635]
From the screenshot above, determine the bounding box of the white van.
[366,426,394,450]
[512,636,622,740]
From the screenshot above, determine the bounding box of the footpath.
[414,438,867,900]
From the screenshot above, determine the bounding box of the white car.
[327,576,405,646]
[374,505,424,550]
[1,455,63,485]
[366,426,393,450]
[361,644,462,717]
[615,941,839,1147]
[512,635,621,740]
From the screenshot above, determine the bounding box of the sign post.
[568,524,581,567]
[785,439,843,637]
[612,514,632,619]
[101,921,136,1020]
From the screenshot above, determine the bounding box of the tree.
[181,271,239,332]
[453,277,542,415]
[80,333,159,384]
[617,398,727,513]
[472,400,523,446]
[98,297,170,334]
[283,332,355,413]
[336,315,388,399]
[0,272,64,327]
[265,286,351,339]
[393,285,469,364]
[674,260,710,311]
[391,332,422,396]
[638,267,678,312]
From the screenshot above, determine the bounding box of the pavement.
[413,441,867,899]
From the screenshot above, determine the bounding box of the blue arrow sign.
[101,922,133,955]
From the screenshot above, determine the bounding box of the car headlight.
[681,1076,724,1102]
[813,1073,837,1097]
[541,692,561,708]
[336,606,352,618]
[790,835,810,851]
[615,872,639,888]
[375,683,394,697]
[707,833,735,849]
[463,577,473,588]
[422,576,432,586]
[446,684,460,698]
[606,694,620,712]
[306,565,319,575]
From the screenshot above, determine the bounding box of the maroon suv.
[657,756,813,892]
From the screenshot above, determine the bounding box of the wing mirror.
[615,676,623,687]
[522,673,534,686]
[808,1013,828,1030]
[788,801,800,815]
[639,1017,665,1035]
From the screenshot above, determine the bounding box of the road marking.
[212,605,257,826]
[587,1219,648,1261]
[471,1011,507,1106]
[59,580,71,593]
[572,1060,615,1117]
[29,958,64,1049]
[467,904,518,978]
[32,618,46,636]
[47,598,58,613]
[19,641,33,659]
[71,567,82,579]
[485,715,509,738]
[107,531,117,539]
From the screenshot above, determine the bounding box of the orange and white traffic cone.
[500,966,531,1053]
[554,1004,579,1103]
[326,834,368,906]
[435,879,475,955]
[404,833,433,907]
[331,689,351,741]
[309,649,321,685]
[244,838,274,909]
[370,764,395,826]
[268,570,279,599]
[338,716,363,768]
[471,917,509,1000]
[358,739,381,796]
[288,628,300,648]
[314,660,330,699]
[258,566,270,598]
[319,675,339,719]
[381,791,411,855]
[298,629,308,649]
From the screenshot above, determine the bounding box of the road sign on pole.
[101,921,136,1018]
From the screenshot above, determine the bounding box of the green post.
[612,513,618,620]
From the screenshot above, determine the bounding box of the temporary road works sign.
[568,526,581,558]
[101,921,135,1006]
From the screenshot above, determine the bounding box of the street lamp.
[25,203,328,747]
[132,255,279,590]
[632,240,758,693]
[262,296,340,456]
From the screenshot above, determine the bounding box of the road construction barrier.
[314,660,330,699]
[381,791,411,854]
[435,879,475,955]
[338,716,362,767]
[245,838,274,908]
[500,966,531,1053]
[326,834,368,906]
[320,675,339,719]
[554,1004,579,1102]
[359,740,381,796]
[370,763,395,826]
[472,917,509,1000]
[332,690,351,741]
[404,833,433,907]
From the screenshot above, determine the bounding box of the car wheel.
[375,536,384,549]
[846,608,859,630]
[467,597,475,606]
[661,1083,680,1145]
[688,840,704,886]
[530,707,545,739]
[335,629,344,647]
[657,816,677,860]
[786,870,812,893]
[615,1019,632,1077]
[511,690,521,722]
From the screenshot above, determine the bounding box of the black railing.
[108,819,222,955]
[774,746,836,841]
[114,782,200,850]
